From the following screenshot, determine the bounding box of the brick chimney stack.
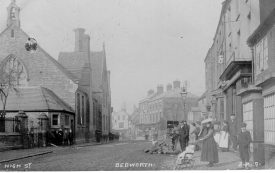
[74,28,90,52]
[74,28,85,52]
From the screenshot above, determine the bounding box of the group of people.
[48,128,74,146]
[173,114,252,168]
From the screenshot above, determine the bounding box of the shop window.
[264,93,275,145]
[255,36,268,75]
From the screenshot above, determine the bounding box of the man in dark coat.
[178,120,190,151]
[229,114,238,152]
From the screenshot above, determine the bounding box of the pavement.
[0,140,253,171]
[172,150,241,170]
[0,140,110,164]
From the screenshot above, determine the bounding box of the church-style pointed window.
[0,56,28,87]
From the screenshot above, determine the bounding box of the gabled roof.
[2,87,74,114]
[0,25,78,83]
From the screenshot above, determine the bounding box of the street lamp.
[180,87,187,121]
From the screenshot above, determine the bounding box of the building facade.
[245,7,275,167]
[137,81,199,140]
[111,109,130,140]
[204,0,275,166]
[58,30,112,143]
[0,1,83,146]
[0,0,112,146]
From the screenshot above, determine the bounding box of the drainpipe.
[251,47,254,84]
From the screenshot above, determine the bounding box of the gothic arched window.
[0,56,28,87]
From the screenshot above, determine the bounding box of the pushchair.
[174,145,195,169]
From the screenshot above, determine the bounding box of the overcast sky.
[0,0,222,113]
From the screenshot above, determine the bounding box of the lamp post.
[180,87,187,121]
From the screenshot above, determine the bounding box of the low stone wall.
[0,132,22,146]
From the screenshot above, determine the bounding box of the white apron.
[214,132,221,146]
[219,131,229,148]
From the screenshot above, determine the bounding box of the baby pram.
[174,145,195,169]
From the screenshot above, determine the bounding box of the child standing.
[237,122,252,169]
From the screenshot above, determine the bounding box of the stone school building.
[0,0,111,148]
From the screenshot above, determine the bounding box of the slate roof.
[0,25,78,83]
[58,50,106,92]
[58,52,89,80]
[2,87,74,114]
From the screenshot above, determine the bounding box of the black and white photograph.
[0,0,275,171]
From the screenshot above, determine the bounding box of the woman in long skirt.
[197,121,219,167]
[219,121,229,151]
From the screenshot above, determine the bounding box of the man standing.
[237,122,252,169]
[229,114,238,152]
[179,120,190,151]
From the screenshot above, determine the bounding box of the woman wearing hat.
[195,120,219,167]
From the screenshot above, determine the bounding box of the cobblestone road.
[0,141,245,171]
[0,141,176,171]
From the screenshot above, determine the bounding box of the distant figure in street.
[68,129,73,145]
[229,114,238,152]
[57,128,64,145]
[189,123,197,143]
[171,124,179,151]
[196,121,219,167]
[237,122,252,169]
[219,121,229,152]
[63,129,68,145]
[178,120,190,152]
[190,122,200,151]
